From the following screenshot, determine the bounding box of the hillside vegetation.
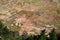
[0,0,60,35]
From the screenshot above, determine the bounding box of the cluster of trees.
[0,21,10,40]
[0,20,60,40]
[25,29,58,40]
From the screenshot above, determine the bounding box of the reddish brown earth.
[0,0,60,35]
[14,10,58,35]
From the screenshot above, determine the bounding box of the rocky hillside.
[0,0,60,35]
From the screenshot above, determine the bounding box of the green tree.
[17,36,22,40]
[27,35,33,40]
[2,26,10,40]
[0,21,4,29]
[2,26,9,36]
[0,21,10,40]
[49,28,57,40]
[39,29,47,40]
[0,21,3,40]
[22,31,28,40]
[0,21,4,37]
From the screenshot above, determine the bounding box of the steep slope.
[0,0,60,35]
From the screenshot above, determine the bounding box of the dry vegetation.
[0,0,60,35]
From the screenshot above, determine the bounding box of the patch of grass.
[29,0,38,3]
[55,23,60,28]
[56,9,60,17]
[30,29,35,32]
[0,5,8,12]
[57,9,60,14]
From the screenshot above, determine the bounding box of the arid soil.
[0,0,60,35]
